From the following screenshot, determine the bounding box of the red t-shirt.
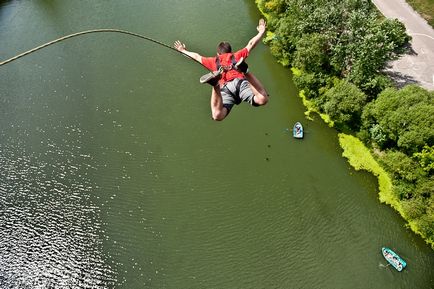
[201,48,249,85]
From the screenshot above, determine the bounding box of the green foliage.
[262,0,410,97]
[401,197,427,219]
[292,71,328,99]
[414,214,434,244]
[292,33,329,73]
[356,129,371,144]
[296,90,335,125]
[353,74,393,98]
[379,150,426,183]
[257,0,286,15]
[339,18,410,93]
[415,177,434,199]
[414,145,434,175]
[362,85,434,153]
[393,180,417,200]
[321,80,367,129]
[409,194,434,245]
[369,124,387,146]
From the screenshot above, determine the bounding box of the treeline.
[256,0,434,247]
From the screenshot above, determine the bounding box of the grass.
[406,0,434,27]
[338,134,434,248]
[338,134,398,209]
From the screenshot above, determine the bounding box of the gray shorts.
[221,78,256,111]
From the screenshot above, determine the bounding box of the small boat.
[293,122,303,139]
[382,247,407,271]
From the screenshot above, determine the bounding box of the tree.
[414,213,434,244]
[321,80,367,129]
[401,197,427,220]
[292,33,329,73]
[334,17,410,94]
[264,0,409,97]
[379,150,426,183]
[361,85,434,153]
[414,145,434,175]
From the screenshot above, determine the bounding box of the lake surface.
[0,1,433,288]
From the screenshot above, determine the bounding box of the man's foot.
[234,57,249,73]
[200,68,222,86]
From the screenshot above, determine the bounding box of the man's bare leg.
[245,72,269,105]
[210,86,228,121]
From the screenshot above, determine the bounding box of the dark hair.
[217,41,232,54]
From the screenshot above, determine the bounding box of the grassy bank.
[339,134,433,248]
[338,134,395,207]
[407,0,434,27]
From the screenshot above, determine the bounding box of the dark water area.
[0,1,433,288]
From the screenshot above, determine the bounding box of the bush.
[402,197,427,219]
[321,80,367,129]
[361,85,434,153]
[379,150,426,183]
[414,145,434,175]
[292,71,328,99]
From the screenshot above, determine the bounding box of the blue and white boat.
[382,247,407,271]
[293,122,303,139]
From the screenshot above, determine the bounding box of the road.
[372,0,434,90]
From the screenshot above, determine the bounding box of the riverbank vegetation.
[256,0,434,248]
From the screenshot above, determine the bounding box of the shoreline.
[338,134,432,248]
[255,2,434,249]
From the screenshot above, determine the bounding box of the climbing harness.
[213,53,249,104]
[215,54,247,73]
[0,28,208,69]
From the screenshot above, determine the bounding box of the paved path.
[372,0,434,90]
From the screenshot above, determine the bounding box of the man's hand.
[173,40,202,63]
[257,18,266,35]
[174,40,186,52]
[246,19,267,52]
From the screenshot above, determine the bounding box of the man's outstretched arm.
[245,19,266,52]
[174,40,202,63]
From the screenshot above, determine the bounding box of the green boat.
[382,247,407,271]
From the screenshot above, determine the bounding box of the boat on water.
[382,247,407,271]
[293,122,303,139]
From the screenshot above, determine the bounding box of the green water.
[0,1,433,288]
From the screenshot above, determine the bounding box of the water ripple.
[0,137,115,288]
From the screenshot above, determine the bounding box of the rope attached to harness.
[0,29,208,69]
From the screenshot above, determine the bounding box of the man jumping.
[174,19,269,121]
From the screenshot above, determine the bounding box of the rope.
[0,28,208,69]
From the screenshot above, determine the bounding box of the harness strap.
[231,54,237,67]
[216,55,221,71]
[215,54,237,72]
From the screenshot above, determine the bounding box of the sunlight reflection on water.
[0,133,115,288]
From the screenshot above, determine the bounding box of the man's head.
[217,41,232,55]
